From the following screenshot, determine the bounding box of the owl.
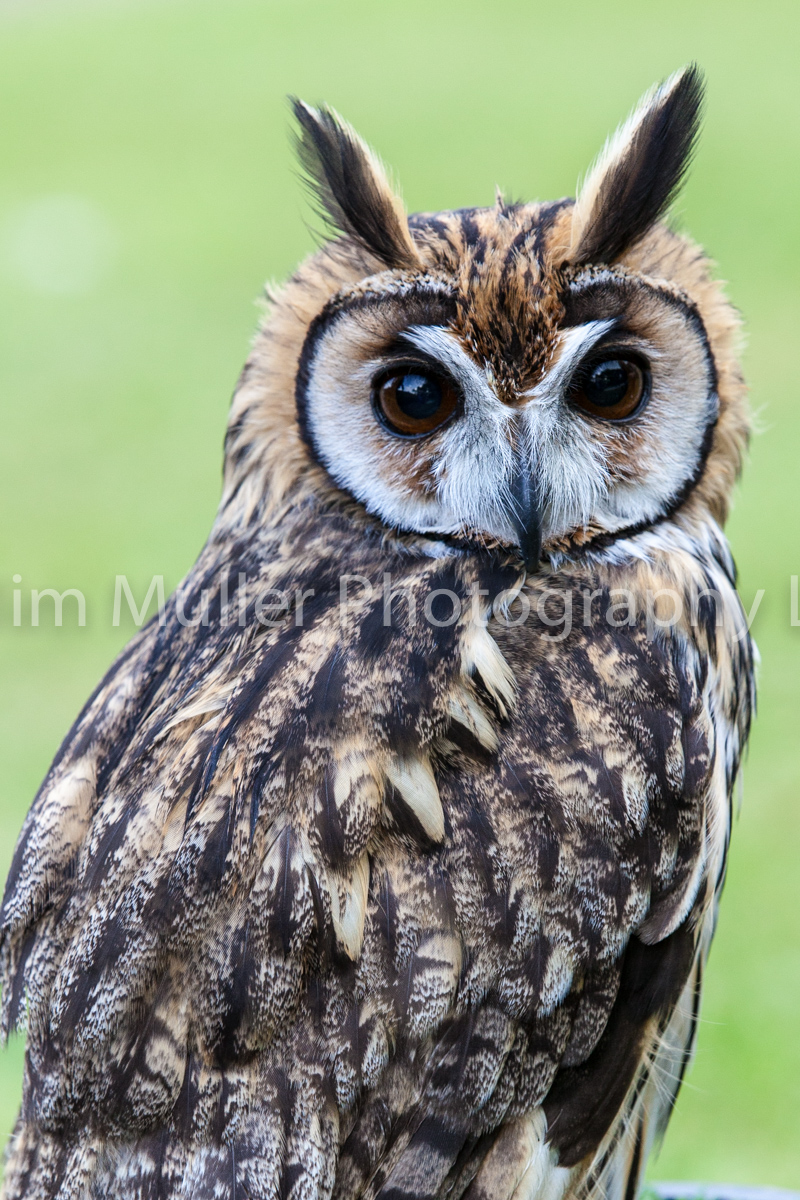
[0,66,755,1200]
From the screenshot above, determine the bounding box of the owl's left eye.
[568,354,649,422]
[374,369,460,437]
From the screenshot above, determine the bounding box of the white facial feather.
[525,320,616,405]
[402,326,516,538]
[303,281,717,555]
[521,321,616,535]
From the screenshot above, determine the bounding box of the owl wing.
[339,569,740,1200]
[0,516,753,1200]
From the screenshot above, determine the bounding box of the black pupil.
[394,372,442,419]
[585,359,631,407]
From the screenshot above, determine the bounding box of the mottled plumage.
[1,66,754,1200]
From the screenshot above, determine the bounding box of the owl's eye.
[374,369,460,437]
[568,355,649,421]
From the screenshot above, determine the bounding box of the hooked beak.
[507,460,542,574]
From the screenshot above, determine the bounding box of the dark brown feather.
[571,65,704,265]
[292,99,420,270]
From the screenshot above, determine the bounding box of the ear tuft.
[291,98,421,271]
[568,65,704,266]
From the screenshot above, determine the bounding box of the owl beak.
[507,464,542,574]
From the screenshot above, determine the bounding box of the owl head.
[221,66,748,570]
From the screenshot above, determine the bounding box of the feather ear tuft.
[568,65,704,266]
[291,98,421,270]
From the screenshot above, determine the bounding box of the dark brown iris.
[568,356,648,421]
[374,369,460,437]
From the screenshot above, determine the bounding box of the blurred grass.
[0,0,798,1187]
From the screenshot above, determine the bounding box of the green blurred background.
[0,0,798,1187]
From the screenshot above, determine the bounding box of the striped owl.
[0,66,755,1200]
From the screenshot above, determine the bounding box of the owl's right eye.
[374,369,460,437]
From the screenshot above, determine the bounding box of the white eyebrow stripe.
[401,325,499,411]
[526,319,617,402]
[402,320,618,408]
